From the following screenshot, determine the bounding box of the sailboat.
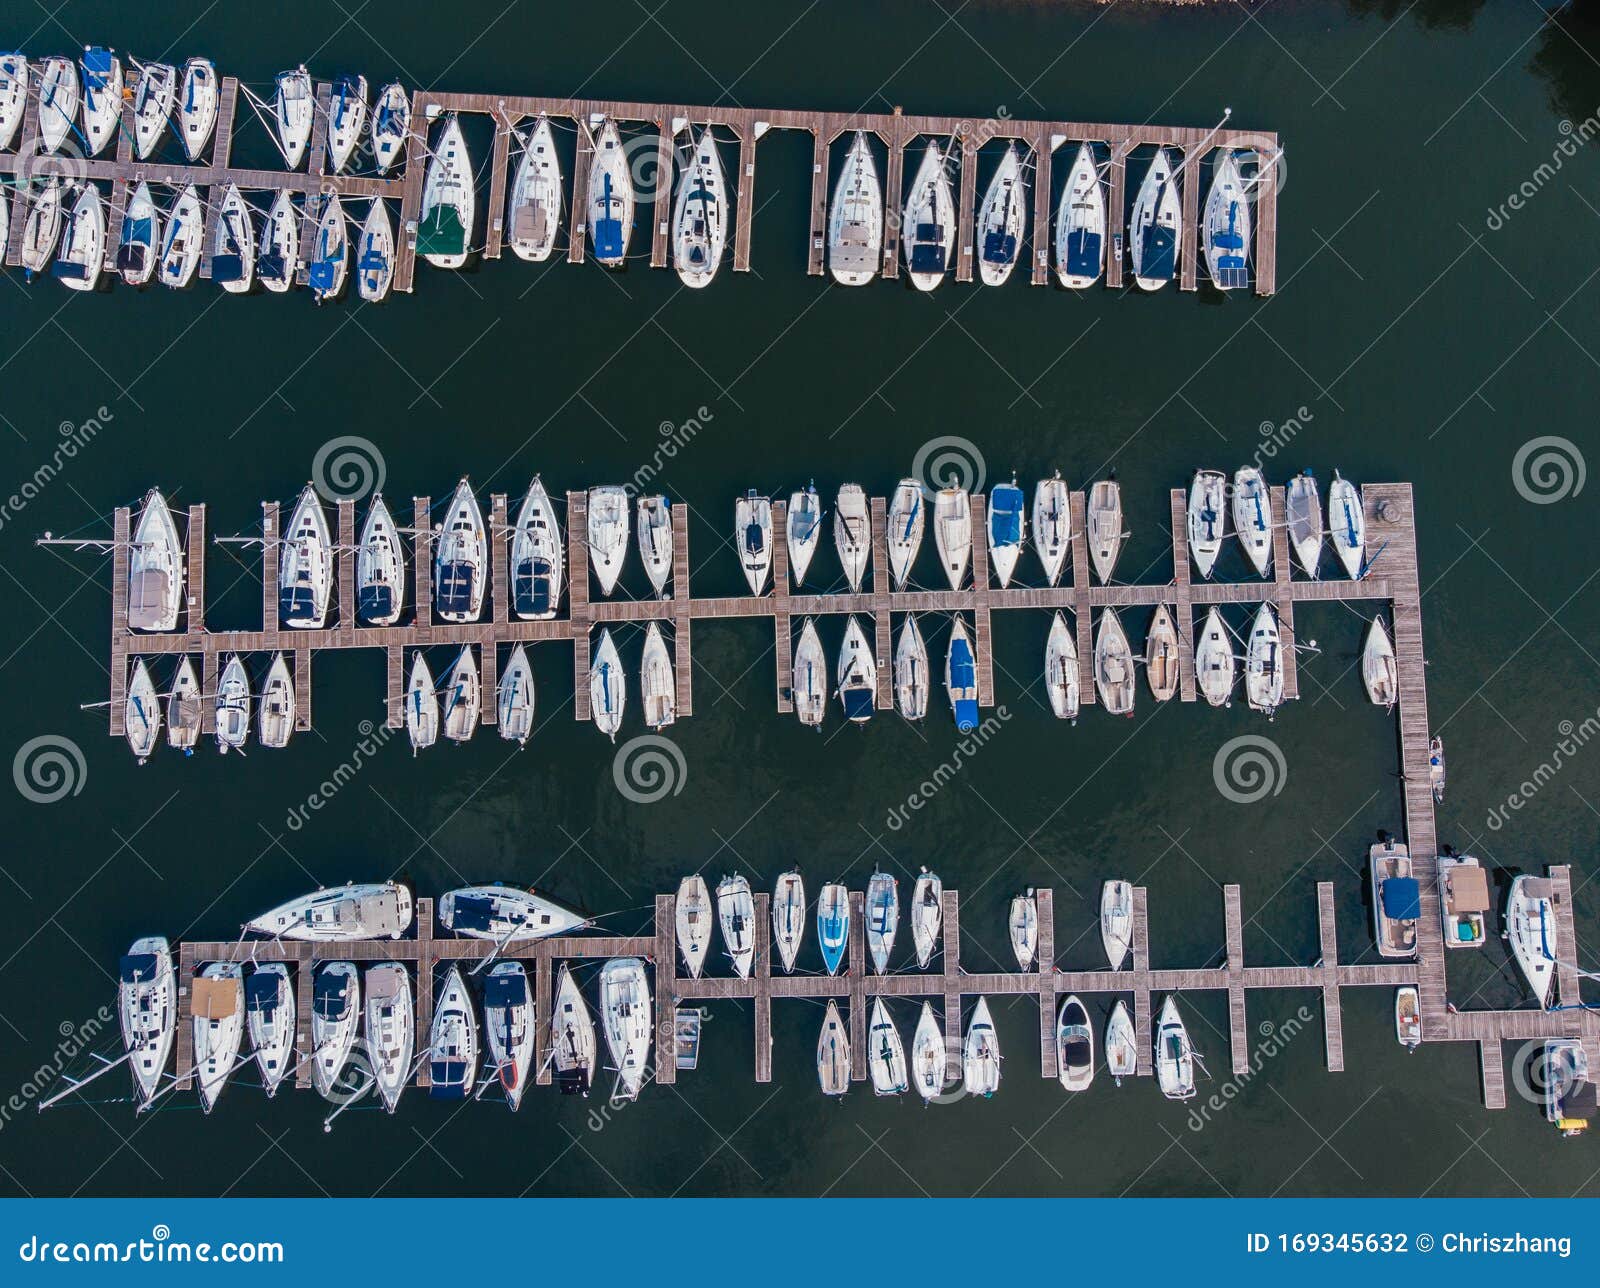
[327,74,368,174]
[19,175,63,276]
[428,967,479,1100]
[1231,466,1272,576]
[166,657,202,753]
[1045,610,1079,722]
[274,67,313,168]
[962,998,1001,1098]
[257,653,296,749]
[511,477,563,619]
[1086,479,1124,583]
[53,183,103,292]
[672,127,727,288]
[1244,602,1285,716]
[590,629,625,742]
[887,478,924,589]
[787,483,822,586]
[419,114,474,269]
[247,882,414,941]
[1055,142,1105,289]
[1154,996,1196,1100]
[828,131,883,286]
[35,56,78,155]
[676,875,712,978]
[357,495,405,625]
[868,999,909,1095]
[817,883,849,976]
[1287,470,1323,576]
[588,119,634,268]
[792,618,827,729]
[119,937,175,1106]
[214,653,250,753]
[902,140,954,291]
[987,476,1026,587]
[586,485,629,596]
[129,489,184,632]
[1370,838,1419,960]
[1195,606,1235,707]
[177,58,217,161]
[356,199,394,302]
[246,964,295,1097]
[405,652,439,753]
[256,190,299,293]
[507,115,562,261]
[1101,879,1133,970]
[598,957,652,1102]
[836,616,876,724]
[894,615,929,721]
[158,184,203,288]
[438,885,586,944]
[364,962,414,1113]
[280,484,333,629]
[1056,996,1095,1091]
[772,871,806,974]
[735,490,772,595]
[866,870,899,974]
[370,82,410,174]
[933,486,972,590]
[1129,147,1181,291]
[1094,609,1135,716]
[308,194,349,302]
[483,962,535,1109]
[1105,1000,1137,1085]
[1329,470,1365,579]
[117,181,158,287]
[1034,472,1071,585]
[637,494,673,595]
[1145,604,1180,703]
[717,875,756,978]
[124,659,161,765]
[834,483,870,591]
[640,623,676,730]
[1187,469,1227,579]
[192,962,244,1113]
[441,646,481,743]
[310,962,359,1100]
[911,1002,947,1102]
[552,964,597,1096]
[976,143,1025,286]
[1507,875,1558,1008]
[1363,616,1398,710]
[946,619,980,732]
[1010,891,1038,971]
[0,54,27,150]
[1203,150,1251,291]
[79,47,121,157]
[435,479,487,623]
[911,869,942,969]
[817,1001,850,1097]
[212,184,255,294]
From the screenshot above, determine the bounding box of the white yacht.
[419,114,474,269]
[0,54,28,150]
[1106,1001,1138,1086]
[717,875,756,978]
[19,176,63,276]
[1244,602,1285,716]
[483,962,535,1110]
[327,75,368,174]
[962,998,1001,1098]
[159,184,204,288]
[590,628,625,741]
[834,483,870,591]
[1094,608,1136,716]
[911,869,942,969]
[214,653,250,754]
[1187,469,1227,580]
[640,621,676,730]
[1101,879,1133,970]
[499,645,535,745]
[1010,890,1038,971]
[588,118,634,268]
[177,58,217,161]
[586,485,629,596]
[1287,470,1323,576]
[256,189,299,293]
[638,496,673,595]
[1146,604,1180,703]
[933,486,972,590]
[1129,147,1181,291]
[672,127,727,288]
[818,1000,850,1098]
[1034,472,1070,585]
[1195,606,1235,708]
[507,116,562,261]
[868,998,909,1096]
[247,882,414,941]
[1370,839,1419,960]
[274,67,313,168]
[308,193,349,302]
[599,958,652,1102]
[1045,610,1079,722]
[280,484,333,629]
[987,476,1026,587]
[772,871,806,974]
[212,184,255,294]
[1154,996,1196,1100]
[836,615,876,724]
[1438,853,1489,950]
[435,479,487,622]
[735,490,772,595]
[887,478,924,589]
[79,48,121,156]
[438,885,586,944]
[828,131,882,286]
[36,56,78,155]
[910,1002,947,1102]
[1054,142,1105,289]
[191,963,244,1113]
[1232,466,1272,576]
[551,964,597,1096]
[791,618,827,729]
[1507,875,1558,1008]
[894,615,929,722]
[364,963,414,1113]
[676,875,713,978]
[1329,470,1365,579]
[166,657,202,753]
[441,646,481,744]
[1056,995,1095,1091]
[866,870,899,975]
[406,653,438,752]
[1087,479,1124,583]
[117,181,158,286]
[902,140,954,290]
[1363,615,1398,710]
[786,483,822,586]
[357,495,405,625]
[511,477,564,619]
[119,937,175,1106]
[976,142,1025,286]
[54,182,103,292]
[310,962,359,1101]
[427,966,479,1100]
[257,653,295,749]
[370,82,409,174]
[1203,149,1251,291]
[246,964,295,1097]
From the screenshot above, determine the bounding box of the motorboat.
[327,74,368,174]
[1056,996,1095,1091]
[676,875,712,978]
[910,1002,947,1102]
[1543,1039,1594,1137]
[1244,602,1285,716]
[1429,736,1446,804]
[211,183,255,294]
[246,964,295,1097]
[117,181,158,286]
[214,653,250,753]
[274,66,313,168]
[310,962,359,1101]
[933,486,971,590]
[1054,142,1105,289]
[551,964,597,1097]
[441,646,481,743]
[363,962,414,1113]
[247,882,414,941]
[1034,472,1070,585]
[1145,604,1180,703]
[166,657,202,753]
[308,194,349,302]
[1203,149,1251,290]
[836,615,875,724]
[507,115,562,261]
[1044,610,1079,722]
[1086,479,1124,583]
[438,885,586,944]
[828,131,882,286]
[256,189,299,293]
[894,616,929,721]
[279,484,332,629]
[1232,466,1272,576]
[887,478,924,589]
[1329,470,1365,579]
[787,482,822,586]
[911,869,942,969]
[191,963,244,1113]
[1195,606,1235,708]
[817,1001,850,1097]
[962,998,1000,1098]
[817,882,849,976]
[35,56,78,155]
[1129,147,1181,291]
[735,490,772,595]
[483,962,535,1110]
[79,47,122,156]
[672,127,727,288]
[772,870,806,974]
[588,118,634,268]
[1394,986,1421,1051]
[419,114,474,269]
[177,58,217,161]
[1507,875,1558,1008]
[1187,470,1227,579]
[868,998,909,1096]
[717,875,756,978]
[976,142,1025,286]
[987,476,1026,587]
[792,618,827,729]
[257,653,295,750]
[1154,995,1195,1100]
[511,477,563,619]
[590,629,625,741]
[1101,879,1132,970]
[406,653,438,752]
[1009,890,1038,971]
[640,622,676,730]
[1287,470,1323,576]
[638,494,673,595]
[866,869,899,974]
[834,483,870,591]
[902,140,954,290]
[159,184,204,288]
[119,937,175,1106]
[53,182,103,292]
[1105,1000,1137,1086]
[428,966,479,1100]
[370,82,409,174]
[586,485,629,596]
[946,618,980,732]
[435,479,487,622]
[598,957,652,1102]
[1363,615,1398,710]
[1094,609,1135,716]
[357,495,404,625]
[1370,838,1419,960]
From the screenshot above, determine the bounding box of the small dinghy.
[887,478,924,589]
[1370,838,1418,960]
[1129,146,1181,291]
[1055,142,1106,288]
[0,54,27,150]
[1286,470,1323,577]
[249,882,413,941]
[214,653,250,753]
[976,142,1025,287]
[828,130,882,286]
[1195,606,1235,707]
[192,963,244,1113]
[1056,996,1095,1091]
[435,479,487,622]
[274,67,313,168]
[280,484,333,628]
[79,47,121,156]
[836,615,876,724]
[1154,995,1196,1100]
[405,652,439,753]
[419,114,474,269]
[911,1002,947,1102]
[817,882,849,976]
[247,964,295,1097]
[638,494,673,595]
[1429,736,1446,804]
[1507,875,1558,1008]
[1094,609,1136,716]
[717,875,756,977]
[946,618,980,732]
[1086,479,1124,583]
[257,653,296,749]
[987,476,1026,588]
[818,1000,850,1097]
[586,484,629,596]
[441,646,480,743]
[511,477,564,619]
[1244,602,1285,716]
[588,118,634,268]
[310,963,359,1100]
[166,656,202,754]
[256,190,299,293]
[868,999,909,1095]
[902,140,954,291]
[19,175,63,276]
[834,483,870,591]
[673,127,727,288]
[911,869,943,969]
[1101,879,1133,970]
[177,58,217,161]
[1231,466,1272,576]
[552,964,597,1097]
[1203,150,1251,291]
[1145,603,1180,703]
[483,962,535,1109]
[1106,1000,1137,1085]
[428,966,479,1100]
[1329,470,1365,579]
[36,56,78,155]
[792,618,827,729]
[598,957,652,1102]
[1394,986,1421,1051]
[590,628,625,742]
[895,615,930,721]
[640,622,676,730]
[1543,1041,1593,1137]
[327,74,368,174]
[772,871,806,974]
[1439,853,1488,950]
[212,184,255,294]
[1187,470,1227,579]
[735,490,772,595]
[129,488,184,632]
[119,939,174,1102]
[786,482,822,586]
[439,885,585,944]
[54,182,103,292]
[117,181,158,286]
[1363,615,1398,710]
[309,194,349,302]
[676,875,713,978]
[364,963,414,1113]
[934,486,972,590]
[1034,472,1071,585]
[507,115,562,261]
[1044,610,1079,722]
[1010,890,1038,971]
[370,82,409,174]
[866,870,899,974]
[159,184,204,288]
[357,495,405,626]
[963,998,1001,1098]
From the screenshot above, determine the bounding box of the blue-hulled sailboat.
[817,883,849,976]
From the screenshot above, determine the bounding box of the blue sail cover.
[1066,229,1102,278]
[280,583,317,621]
[981,229,1017,265]
[308,256,338,292]
[744,522,765,556]
[332,76,358,126]
[312,971,352,1019]
[990,486,1023,545]
[449,894,497,934]
[1381,877,1421,922]
[842,686,874,721]
[257,252,287,282]
[949,639,979,732]
[436,561,476,616]
[211,252,244,283]
[909,224,946,275]
[82,47,112,89]
[358,240,388,272]
[513,558,552,617]
[52,261,89,281]
[245,973,280,1013]
[594,174,624,261]
[119,954,158,984]
[818,907,847,971]
[358,584,393,621]
[429,1061,469,1098]
[484,972,527,1008]
[1141,224,1176,280]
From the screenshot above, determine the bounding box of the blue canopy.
[450,894,497,934]
[308,257,339,292]
[119,953,158,985]
[52,261,90,281]
[594,174,625,261]
[245,973,281,1012]
[124,215,154,245]
[280,584,317,620]
[436,561,476,616]
[485,972,527,1008]
[1212,202,1245,250]
[1381,877,1421,922]
[312,971,352,1019]
[1140,225,1176,280]
[429,1061,469,1098]
[257,252,287,282]
[981,229,1017,265]
[744,522,766,556]
[842,686,874,721]
[513,559,552,617]
[115,242,147,271]
[358,584,393,622]
[909,236,946,275]
[82,47,112,87]
[211,252,244,284]
[990,485,1023,545]
[1065,229,1102,278]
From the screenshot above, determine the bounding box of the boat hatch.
[485,973,527,1007]
[1062,1036,1091,1066]
[436,561,476,615]
[358,584,393,620]
[982,230,1017,265]
[119,953,158,984]
[245,973,281,1013]
[429,1060,469,1098]
[842,687,874,720]
[1141,225,1176,278]
[211,252,244,283]
[1381,878,1421,922]
[1066,230,1101,277]
[312,973,352,1019]
[417,206,466,257]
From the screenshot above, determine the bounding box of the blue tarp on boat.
[842,686,874,721]
[989,485,1023,545]
[358,584,393,622]
[436,561,476,616]
[513,559,552,617]
[280,584,318,621]
[981,229,1017,265]
[484,971,527,1007]
[1382,877,1421,921]
[312,971,351,1019]
[450,894,497,934]
[119,954,158,984]
[1065,229,1101,278]
[1140,225,1176,280]
[245,973,280,1012]
[211,252,244,284]
[429,1061,469,1098]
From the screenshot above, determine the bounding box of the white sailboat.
[0,54,28,150]
[441,646,480,743]
[887,478,924,589]
[79,48,121,156]
[552,964,597,1096]
[357,495,405,625]
[1154,996,1196,1100]
[1105,1000,1137,1086]
[1101,879,1133,970]
[405,652,439,753]
[419,114,474,269]
[976,142,1025,286]
[1287,470,1323,577]
[1045,610,1079,722]
[962,998,1001,1098]
[866,870,899,975]
[717,875,756,978]
[636,494,673,595]
[828,131,882,286]
[1094,608,1136,717]
[672,127,727,288]
[511,477,563,619]
[1146,603,1180,703]
[1244,602,1285,716]
[676,875,713,979]
[364,963,414,1113]
[274,67,313,168]
[256,189,299,293]
[1329,470,1365,579]
[507,116,562,261]
[1231,466,1272,577]
[772,871,806,974]
[1203,149,1251,291]
[1507,875,1558,1008]
[483,962,535,1109]
[895,615,930,721]
[246,964,295,1097]
[191,962,244,1113]
[257,653,295,750]
[910,1002,947,1102]
[53,182,103,292]
[911,868,942,969]
[1055,142,1106,289]
[177,58,217,161]
[588,119,634,268]
[818,1000,850,1097]
[438,885,585,943]
[792,618,827,729]
[35,56,78,155]
[370,82,409,174]
[586,485,629,596]
[1187,469,1227,580]
[599,957,652,1102]
[308,193,349,302]
[1363,615,1398,710]
[1129,146,1181,291]
[1195,606,1235,708]
[834,483,870,591]
[735,491,772,595]
[1056,995,1095,1092]
[214,653,250,753]
[119,937,175,1106]
[212,183,255,294]
[1086,479,1124,583]
[1010,890,1038,971]
[158,184,203,288]
[129,489,183,632]
[590,628,625,741]
[117,181,158,287]
[836,615,876,724]
[279,484,333,629]
[359,197,398,298]
[248,882,414,941]
[19,175,63,276]
[902,140,954,291]
[1034,472,1071,585]
[435,479,487,623]
[933,486,972,590]
[427,966,479,1100]
[166,656,202,753]
[868,999,908,1096]
[987,477,1026,588]
[786,483,822,587]
[310,962,359,1101]
[327,75,368,174]
[640,622,676,730]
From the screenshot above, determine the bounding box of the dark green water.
[1,0,1598,1197]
